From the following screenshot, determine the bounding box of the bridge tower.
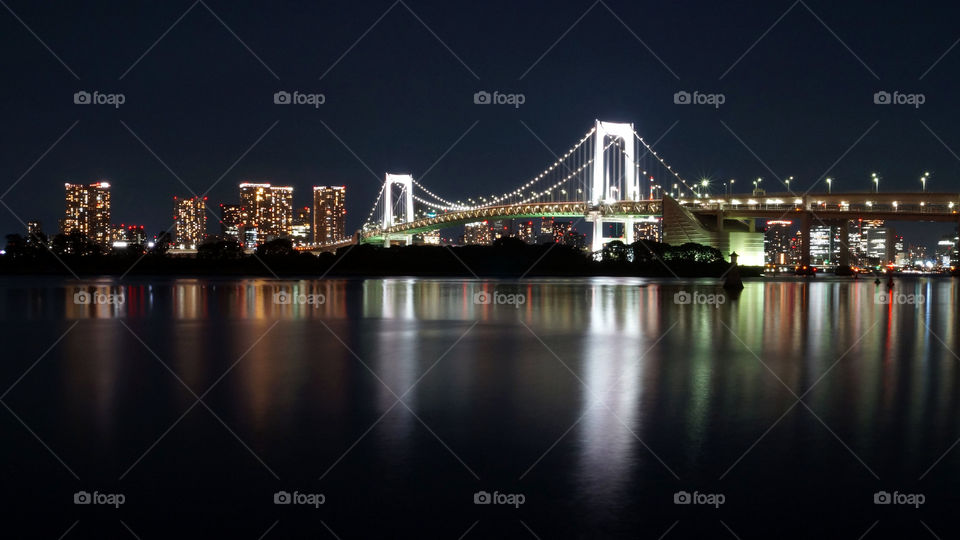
[587,120,640,252]
[382,173,414,247]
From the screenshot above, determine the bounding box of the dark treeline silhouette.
[2,234,754,277]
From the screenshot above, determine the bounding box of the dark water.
[2,276,959,539]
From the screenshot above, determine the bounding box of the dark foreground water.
[1,276,959,539]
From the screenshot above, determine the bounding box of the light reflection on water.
[2,276,960,536]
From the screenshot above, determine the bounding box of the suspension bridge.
[312,119,960,268]
[358,120,693,252]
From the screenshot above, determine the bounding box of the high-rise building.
[908,244,928,265]
[60,181,111,247]
[291,206,311,246]
[110,224,126,245]
[936,234,957,267]
[110,224,146,247]
[220,204,243,242]
[540,217,554,237]
[795,221,861,267]
[312,186,346,244]
[464,222,491,245]
[552,221,572,243]
[267,186,293,239]
[124,225,146,245]
[809,225,833,266]
[421,230,441,245]
[764,220,794,266]
[552,221,586,250]
[633,219,662,242]
[860,220,893,264]
[26,220,43,244]
[489,219,511,241]
[174,196,207,248]
[515,220,536,243]
[239,183,269,229]
[239,183,294,242]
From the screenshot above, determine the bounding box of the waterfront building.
[174,196,207,248]
[515,220,537,243]
[220,204,243,242]
[633,219,662,242]
[239,182,294,241]
[764,220,794,266]
[464,221,491,245]
[60,181,111,247]
[291,206,311,246]
[312,186,346,244]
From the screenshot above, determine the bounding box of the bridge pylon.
[382,173,414,247]
[590,120,639,205]
[587,120,641,252]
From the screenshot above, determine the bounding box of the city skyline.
[5,2,960,538]
[22,171,958,264]
[4,3,960,248]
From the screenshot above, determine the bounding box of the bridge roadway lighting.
[826,178,832,193]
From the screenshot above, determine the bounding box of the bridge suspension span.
[360,119,699,251]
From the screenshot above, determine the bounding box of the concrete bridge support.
[624,218,635,244]
[799,212,811,268]
[589,214,636,252]
[835,220,851,268]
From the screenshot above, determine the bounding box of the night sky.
[2,0,960,246]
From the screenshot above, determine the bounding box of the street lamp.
[730,179,735,195]
[786,176,793,191]
[701,179,709,197]
[871,172,879,193]
[826,177,832,193]
[922,171,930,192]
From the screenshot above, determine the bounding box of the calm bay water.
[2,276,959,539]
